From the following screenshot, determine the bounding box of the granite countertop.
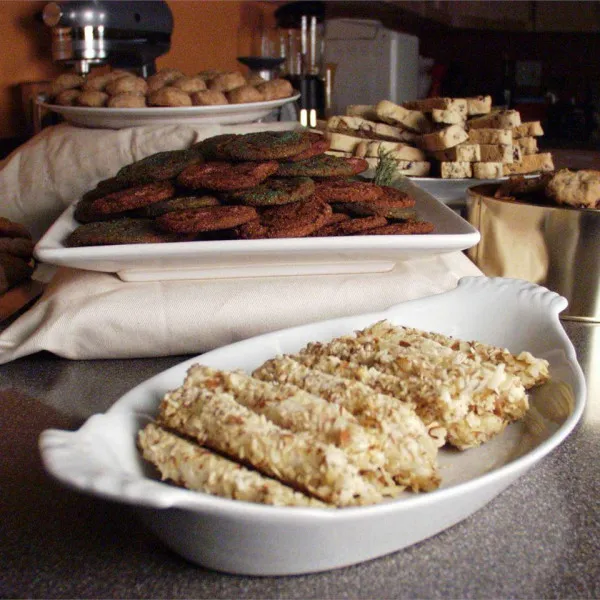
[1,320,598,599]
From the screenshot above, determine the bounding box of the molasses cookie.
[65,218,180,247]
[177,161,279,191]
[362,221,435,235]
[115,149,203,185]
[221,131,314,161]
[144,194,220,217]
[277,155,369,178]
[287,133,330,162]
[234,198,332,239]
[311,216,388,237]
[223,176,315,206]
[90,181,176,215]
[155,205,258,234]
[311,179,383,203]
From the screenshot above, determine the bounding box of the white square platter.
[34,179,480,282]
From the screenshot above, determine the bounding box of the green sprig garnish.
[373,147,401,186]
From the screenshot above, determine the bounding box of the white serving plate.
[34,179,480,282]
[39,277,586,575]
[409,176,503,208]
[40,94,300,129]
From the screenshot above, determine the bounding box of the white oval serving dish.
[39,276,586,575]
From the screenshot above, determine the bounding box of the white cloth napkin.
[0,252,482,364]
[0,121,297,240]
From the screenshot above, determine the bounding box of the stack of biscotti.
[320,95,553,180]
[320,113,431,177]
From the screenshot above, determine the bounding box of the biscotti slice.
[467,109,522,129]
[345,104,379,120]
[515,136,539,155]
[138,423,327,507]
[479,144,514,164]
[403,97,468,117]
[513,121,544,138]
[503,152,554,175]
[468,128,513,145]
[440,161,472,179]
[429,142,481,162]
[325,131,367,153]
[466,95,492,116]
[363,157,431,176]
[473,161,503,179]
[327,115,417,142]
[183,365,396,490]
[298,330,529,450]
[354,139,426,161]
[325,149,353,157]
[253,356,441,492]
[362,320,549,389]
[418,124,468,151]
[545,169,600,209]
[374,100,431,133]
[158,375,383,506]
[431,108,465,125]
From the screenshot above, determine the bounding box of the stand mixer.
[41,0,173,77]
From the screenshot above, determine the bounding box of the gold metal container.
[467,184,600,322]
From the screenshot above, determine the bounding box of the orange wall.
[0,1,277,139]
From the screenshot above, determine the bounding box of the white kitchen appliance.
[324,19,419,115]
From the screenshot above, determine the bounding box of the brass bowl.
[466,183,600,322]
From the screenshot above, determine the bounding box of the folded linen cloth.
[0,252,481,364]
[0,121,297,240]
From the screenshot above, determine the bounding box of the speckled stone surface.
[0,321,598,599]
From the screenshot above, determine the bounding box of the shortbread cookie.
[473,162,503,179]
[503,153,554,175]
[467,109,521,129]
[354,140,425,161]
[362,157,431,177]
[545,169,600,209]
[431,108,465,125]
[479,144,514,164]
[429,142,481,162]
[468,128,513,145]
[419,125,469,151]
[345,104,379,120]
[515,136,539,155]
[403,97,468,117]
[466,95,492,116]
[513,121,544,138]
[327,115,415,142]
[440,161,472,179]
[375,100,431,133]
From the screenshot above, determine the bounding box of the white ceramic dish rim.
[40,276,587,523]
[41,94,299,118]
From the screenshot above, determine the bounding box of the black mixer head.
[42,0,173,75]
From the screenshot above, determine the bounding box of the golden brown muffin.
[148,87,192,107]
[108,93,147,108]
[226,85,264,104]
[76,90,109,107]
[256,78,293,101]
[207,71,246,92]
[54,89,81,106]
[191,89,228,106]
[171,76,208,93]
[106,75,148,96]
